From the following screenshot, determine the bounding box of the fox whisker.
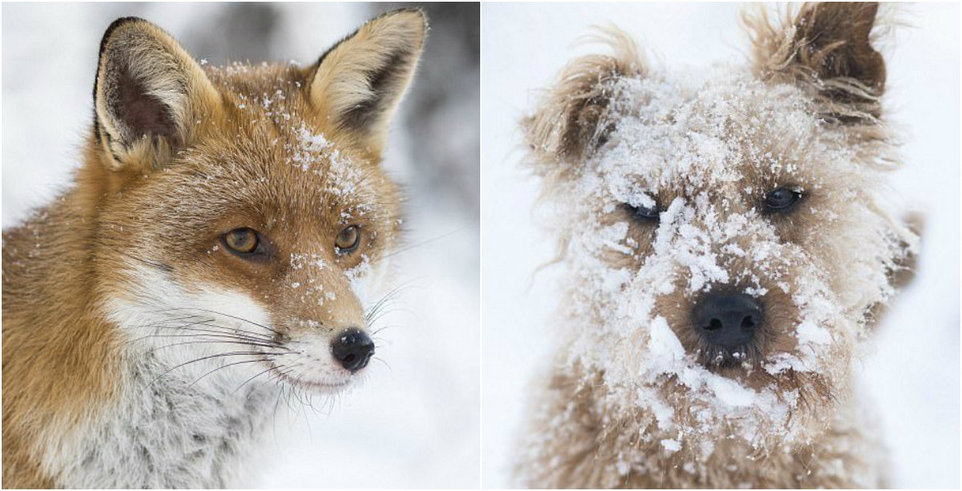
[148,307,283,336]
[188,357,277,388]
[148,350,289,387]
[381,227,466,260]
[129,324,277,344]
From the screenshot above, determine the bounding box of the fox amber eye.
[223,228,259,254]
[763,187,803,213]
[622,202,660,223]
[335,225,361,254]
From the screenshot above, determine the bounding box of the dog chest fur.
[516,363,887,488]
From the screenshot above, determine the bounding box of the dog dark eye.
[622,202,660,223]
[222,228,267,257]
[763,187,803,213]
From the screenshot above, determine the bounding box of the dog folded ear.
[522,28,645,168]
[745,2,887,123]
[307,9,426,157]
[94,17,221,171]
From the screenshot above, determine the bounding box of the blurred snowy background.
[482,3,959,488]
[2,2,479,487]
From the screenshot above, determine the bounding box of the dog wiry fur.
[515,3,918,488]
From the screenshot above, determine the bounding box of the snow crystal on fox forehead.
[289,124,367,200]
[589,69,844,196]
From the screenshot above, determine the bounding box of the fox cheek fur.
[2,10,425,488]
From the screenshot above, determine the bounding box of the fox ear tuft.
[307,9,426,156]
[94,17,220,170]
[745,2,887,123]
[523,27,645,169]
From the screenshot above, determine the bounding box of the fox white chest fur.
[40,271,285,487]
[46,356,280,488]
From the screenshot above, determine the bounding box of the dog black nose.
[330,328,374,373]
[692,293,762,348]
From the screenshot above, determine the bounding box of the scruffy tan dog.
[3,10,424,487]
[516,3,918,488]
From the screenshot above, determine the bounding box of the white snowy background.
[482,3,959,488]
[2,2,479,488]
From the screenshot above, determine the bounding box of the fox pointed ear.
[745,2,887,123]
[94,17,221,171]
[522,28,645,168]
[308,9,426,156]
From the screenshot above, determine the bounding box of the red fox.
[2,10,425,487]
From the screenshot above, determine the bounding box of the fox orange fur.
[3,10,425,487]
[515,3,918,488]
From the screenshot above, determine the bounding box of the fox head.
[86,11,425,392]
[523,3,917,448]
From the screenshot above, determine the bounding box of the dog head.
[89,11,426,393]
[525,3,917,449]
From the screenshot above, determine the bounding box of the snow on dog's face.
[88,13,425,393]
[524,4,916,448]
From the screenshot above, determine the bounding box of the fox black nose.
[330,328,374,373]
[692,293,762,348]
